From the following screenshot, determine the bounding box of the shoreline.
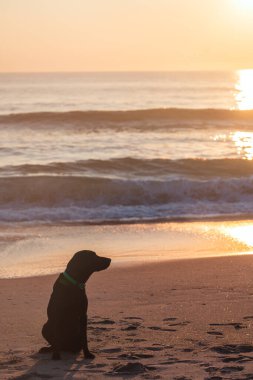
[1,219,253,279]
[1,254,253,379]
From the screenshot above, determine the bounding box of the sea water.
[1,71,253,277]
[1,71,253,225]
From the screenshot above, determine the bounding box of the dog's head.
[66,250,111,283]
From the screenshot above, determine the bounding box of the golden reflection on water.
[235,69,253,110]
[232,131,253,160]
[222,224,253,249]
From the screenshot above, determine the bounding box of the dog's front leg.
[51,319,62,360]
[52,350,61,360]
[81,312,95,359]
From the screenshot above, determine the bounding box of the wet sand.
[1,254,253,379]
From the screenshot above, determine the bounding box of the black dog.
[41,250,111,360]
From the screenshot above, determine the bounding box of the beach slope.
[1,255,253,379]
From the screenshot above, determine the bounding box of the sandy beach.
[2,1,253,377]
[1,254,253,379]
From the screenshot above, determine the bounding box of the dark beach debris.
[110,362,155,375]
[243,315,253,320]
[163,317,177,321]
[211,344,253,355]
[204,377,222,380]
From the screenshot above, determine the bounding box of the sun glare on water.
[232,131,253,160]
[222,225,253,248]
[235,70,253,110]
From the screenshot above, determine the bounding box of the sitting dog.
[40,250,111,360]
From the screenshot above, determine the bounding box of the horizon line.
[1,68,253,75]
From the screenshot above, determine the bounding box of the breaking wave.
[1,108,253,131]
[1,174,253,224]
[2,158,253,178]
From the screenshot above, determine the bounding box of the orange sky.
[1,0,253,72]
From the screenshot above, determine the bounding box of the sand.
[1,255,253,379]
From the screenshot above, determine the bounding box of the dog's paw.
[83,350,95,359]
[52,351,61,360]
[38,346,53,354]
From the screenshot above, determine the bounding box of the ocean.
[2,70,253,277]
[1,71,253,226]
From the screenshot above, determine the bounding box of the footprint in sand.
[204,366,219,374]
[109,362,156,375]
[90,318,115,325]
[220,366,244,374]
[160,358,199,365]
[126,338,147,342]
[89,326,113,331]
[101,347,122,353]
[148,326,177,332]
[207,331,223,336]
[122,323,141,331]
[118,353,154,360]
[168,321,190,327]
[211,344,253,355]
[221,355,252,364]
[145,346,164,352]
[124,317,144,320]
[209,322,245,330]
[120,319,142,331]
[181,348,194,352]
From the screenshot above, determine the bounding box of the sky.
[1,0,253,72]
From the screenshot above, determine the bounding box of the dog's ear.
[66,250,97,282]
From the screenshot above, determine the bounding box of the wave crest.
[1,108,253,131]
[2,158,253,178]
[1,175,253,207]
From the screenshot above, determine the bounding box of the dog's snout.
[95,256,111,271]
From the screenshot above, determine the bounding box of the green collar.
[63,271,84,290]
